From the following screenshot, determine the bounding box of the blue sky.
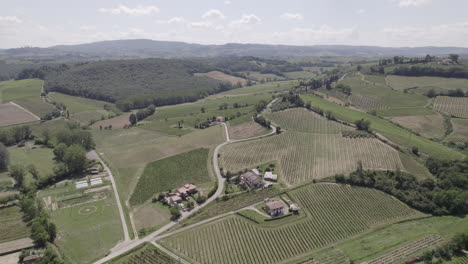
[1,0,467,48]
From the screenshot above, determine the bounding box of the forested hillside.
[42,59,227,110]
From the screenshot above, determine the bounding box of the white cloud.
[381,22,468,46]
[190,21,213,29]
[398,0,430,7]
[230,14,261,27]
[157,17,185,25]
[202,9,226,19]
[79,25,97,31]
[98,5,160,16]
[0,16,22,23]
[280,13,304,21]
[357,9,366,14]
[224,1,231,5]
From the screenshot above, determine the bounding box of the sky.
[1,0,467,49]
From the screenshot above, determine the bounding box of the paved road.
[87,151,130,242]
[94,106,278,264]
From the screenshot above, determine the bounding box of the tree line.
[391,66,468,79]
[335,158,467,216]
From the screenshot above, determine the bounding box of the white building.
[264,171,278,182]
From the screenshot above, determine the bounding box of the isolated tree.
[201,106,205,113]
[355,119,371,132]
[426,89,437,98]
[10,164,25,188]
[449,54,459,63]
[0,142,9,171]
[53,143,68,162]
[276,126,282,134]
[63,144,87,174]
[42,129,51,146]
[28,164,40,181]
[170,207,181,220]
[129,113,137,126]
[412,146,419,156]
[356,65,362,72]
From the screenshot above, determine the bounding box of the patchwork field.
[160,184,422,264]
[391,114,445,139]
[433,96,468,118]
[301,94,463,160]
[446,118,468,144]
[228,120,269,140]
[194,71,247,85]
[0,206,30,243]
[0,79,54,117]
[221,109,403,186]
[341,74,428,110]
[0,102,39,127]
[129,148,211,205]
[49,92,118,124]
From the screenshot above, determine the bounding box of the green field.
[49,92,118,124]
[0,206,30,243]
[433,96,468,118]
[301,94,463,160]
[50,194,123,264]
[161,183,423,264]
[0,79,54,117]
[387,75,468,94]
[390,114,446,140]
[375,107,435,117]
[9,144,56,177]
[129,148,211,205]
[221,108,403,186]
[341,74,428,110]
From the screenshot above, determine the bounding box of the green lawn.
[51,197,123,264]
[301,94,463,160]
[49,92,110,113]
[0,206,30,243]
[9,144,56,178]
[129,148,211,205]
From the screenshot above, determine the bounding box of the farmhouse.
[251,169,260,176]
[166,194,183,205]
[176,184,198,198]
[241,170,265,189]
[216,116,226,122]
[264,171,278,182]
[265,200,286,216]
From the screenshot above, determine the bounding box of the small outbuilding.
[265,200,286,216]
[23,255,40,264]
[216,116,225,122]
[264,171,278,182]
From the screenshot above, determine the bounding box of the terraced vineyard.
[348,94,388,110]
[446,119,468,143]
[222,109,403,186]
[366,235,443,264]
[160,184,422,264]
[433,96,468,118]
[299,248,349,264]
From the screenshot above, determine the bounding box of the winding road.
[94,105,277,264]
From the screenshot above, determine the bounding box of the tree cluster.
[426,88,468,98]
[55,128,95,150]
[0,125,32,146]
[355,119,371,132]
[254,116,271,128]
[392,66,468,79]
[20,195,57,247]
[0,142,9,171]
[335,158,467,216]
[421,232,468,264]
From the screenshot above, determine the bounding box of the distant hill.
[1,39,468,62]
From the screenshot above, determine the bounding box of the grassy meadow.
[0,79,54,117]
[0,206,31,243]
[387,75,468,94]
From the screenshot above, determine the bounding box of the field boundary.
[9,101,40,120]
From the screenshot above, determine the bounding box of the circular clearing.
[78,205,97,215]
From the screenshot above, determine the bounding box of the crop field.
[391,114,445,140]
[375,107,435,117]
[9,144,56,178]
[160,184,422,264]
[348,94,388,110]
[51,194,123,264]
[0,79,54,117]
[129,148,211,205]
[108,243,177,264]
[300,94,463,160]
[341,74,428,109]
[229,120,269,140]
[132,203,171,235]
[93,113,131,129]
[433,96,468,118]
[366,235,442,264]
[93,125,224,204]
[387,75,468,94]
[221,109,402,186]
[242,72,286,82]
[0,206,30,243]
[0,102,39,126]
[446,118,468,143]
[194,71,247,85]
[284,71,317,80]
[217,80,294,96]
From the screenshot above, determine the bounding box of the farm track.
[94,105,278,264]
